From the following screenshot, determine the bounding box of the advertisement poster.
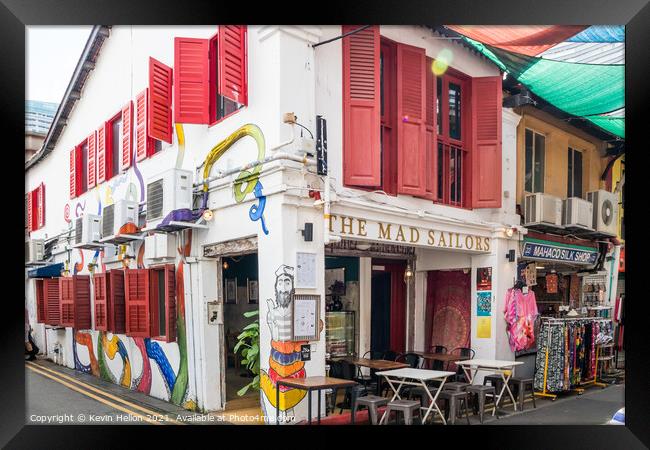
[476,267,492,291]
[477,317,491,338]
[477,291,492,316]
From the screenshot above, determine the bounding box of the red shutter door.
[164,264,177,342]
[37,184,45,229]
[471,76,502,208]
[135,89,151,161]
[87,131,97,188]
[35,279,45,323]
[69,148,76,198]
[97,123,107,183]
[124,269,150,337]
[424,57,438,200]
[342,25,381,187]
[73,275,92,329]
[59,277,74,327]
[27,191,33,232]
[122,101,133,169]
[93,273,108,331]
[218,25,248,106]
[44,278,60,326]
[148,58,173,143]
[109,269,126,334]
[396,43,427,197]
[174,37,210,124]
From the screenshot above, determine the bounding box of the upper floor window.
[567,147,583,198]
[525,128,545,193]
[80,141,89,194]
[110,116,122,178]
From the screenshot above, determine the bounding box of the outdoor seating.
[442,381,470,392]
[354,395,389,425]
[382,399,421,425]
[329,360,368,413]
[466,384,499,424]
[438,390,471,425]
[509,377,536,411]
[447,347,476,381]
[428,345,448,370]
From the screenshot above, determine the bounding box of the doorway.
[371,271,391,354]
[371,259,407,355]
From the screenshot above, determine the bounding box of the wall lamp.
[301,223,314,242]
[404,263,414,283]
[506,249,516,262]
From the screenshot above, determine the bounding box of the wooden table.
[375,368,456,425]
[335,358,409,394]
[455,359,524,414]
[412,352,470,369]
[275,376,357,425]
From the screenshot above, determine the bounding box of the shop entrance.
[370,271,391,353]
[425,270,471,357]
[371,260,407,354]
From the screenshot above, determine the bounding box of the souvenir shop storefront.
[512,231,623,398]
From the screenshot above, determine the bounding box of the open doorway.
[370,259,407,355]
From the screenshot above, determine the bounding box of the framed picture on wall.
[248,279,258,304]
[225,278,237,304]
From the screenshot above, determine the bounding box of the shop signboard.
[522,238,598,265]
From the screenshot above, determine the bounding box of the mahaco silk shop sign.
[328,214,491,253]
[522,238,598,264]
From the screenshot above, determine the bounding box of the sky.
[26,26,92,104]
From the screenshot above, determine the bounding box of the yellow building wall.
[515,109,607,206]
[611,156,625,242]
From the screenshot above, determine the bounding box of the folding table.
[454,359,524,414]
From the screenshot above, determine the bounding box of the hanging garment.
[504,288,539,352]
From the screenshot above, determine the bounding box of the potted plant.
[234,310,260,396]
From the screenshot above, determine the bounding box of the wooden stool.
[466,385,499,424]
[438,390,471,425]
[354,395,389,425]
[509,377,536,411]
[382,399,421,425]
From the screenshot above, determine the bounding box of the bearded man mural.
[260,265,307,423]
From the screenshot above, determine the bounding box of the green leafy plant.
[234,310,260,396]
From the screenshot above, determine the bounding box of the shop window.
[567,147,583,198]
[525,128,545,193]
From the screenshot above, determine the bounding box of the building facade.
[25,25,541,422]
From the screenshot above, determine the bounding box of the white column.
[358,257,372,358]
[413,271,427,352]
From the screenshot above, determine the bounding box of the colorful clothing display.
[503,288,539,352]
[534,318,613,393]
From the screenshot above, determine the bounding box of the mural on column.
[260,265,308,422]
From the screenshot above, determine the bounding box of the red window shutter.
[73,275,92,329]
[87,131,97,188]
[37,184,45,229]
[35,279,46,323]
[124,269,150,337]
[470,76,502,208]
[164,264,177,342]
[97,123,107,183]
[69,148,76,198]
[44,278,60,326]
[109,269,126,334]
[93,273,108,331]
[59,277,74,327]
[218,25,248,106]
[135,89,151,161]
[75,144,83,195]
[148,57,173,143]
[174,37,210,124]
[396,43,427,197]
[30,190,39,231]
[122,101,133,169]
[27,191,33,232]
[342,25,381,187]
[424,57,438,200]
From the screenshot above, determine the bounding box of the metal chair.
[396,352,423,369]
[382,350,400,361]
[357,350,384,387]
[428,345,447,370]
[447,347,476,381]
[334,360,368,413]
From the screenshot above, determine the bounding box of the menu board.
[293,294,320,341]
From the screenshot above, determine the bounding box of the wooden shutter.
[73,275,92,329]
[135,89,151,161]
[87,131,97,188]
[164,264,177,342]
[396,43,427,197]
[342,25,381,187]
[37,184,45,229]
[93,273,108,331]
[35,279,46,323]
[470,76,502,208]
[44,278,60,326]
[59,277,74,327]
[174,37,210,124]
[30,190,39,231]
[424,57,438,200]
[148,58,173,143]
[124,269,150,337]
[109,269,126,334]
[97,123,107,183]
[218,25,248,106]
[69,148,77,198]
[122,101,133,169]
[27,191,33,232]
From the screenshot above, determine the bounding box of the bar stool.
[466,385,499,424]
[438,390,471,425]
[509,377,536,411]
[381,399,421,425]
[354,395,389,425]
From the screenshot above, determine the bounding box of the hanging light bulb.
[222,260,229,270]
[404,263,414,283]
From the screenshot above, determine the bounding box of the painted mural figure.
[266,265,295,342]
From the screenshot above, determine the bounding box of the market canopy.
[446,26,625,138]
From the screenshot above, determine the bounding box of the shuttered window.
[124,269,150,337]
[35,279,46,323]
[59,276,91,329]
[26,184,45,232]
[69,147,79,198]
[424,56,438,200]
[109,269,126,334]
[148,265,177,342]
[218,25,248,107]
[135,89,151,162]
[87,131,97,189]
[148,58,173,143]
[121,101,133,170]
[93,273,108,331]
[174,37,210,124]
[44,278,60,326]
[96,123,108,184]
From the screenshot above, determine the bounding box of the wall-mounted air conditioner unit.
[524,193,562,227]
[144,234,177,260]
[102,243,120,264]
[25,239,44,265]
[145,168,193,226]
[587,189,619,236]
[73,213,102,248]
[562,197,594,231]
[102,200,138,238]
